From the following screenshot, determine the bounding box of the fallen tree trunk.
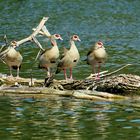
[0,64,140,96]
[0,73,140,95]
[96,74,140,95]
[48,74,140,95]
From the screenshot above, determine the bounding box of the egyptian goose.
[56,35,80,80]
[87,41,107,79]
[38,34,63,77]
[0,41,23,77]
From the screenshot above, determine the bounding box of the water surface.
[0,0,140,139]
[0,0,140,79]
[0,95,140,140]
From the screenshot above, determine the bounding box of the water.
[0,0,140,139]
[0,0,140,79]
[0,95,140,140]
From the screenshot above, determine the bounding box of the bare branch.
[15,17,49,47]
[32,25,51,37]
[32,28,45,35]
[101,64,132,78]
[35,49,42,61]
[86,70,108,79]
[32,36,45,51]
[41,25,51,37]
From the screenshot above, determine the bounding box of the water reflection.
[0,95,140,139]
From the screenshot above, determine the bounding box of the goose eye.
[97,42,103,46]
[55,34,60,38]
[74,35,77,39]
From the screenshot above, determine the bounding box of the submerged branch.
[0,85,126,101]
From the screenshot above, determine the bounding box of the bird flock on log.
[0,17,107,82]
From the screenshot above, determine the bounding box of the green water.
[0,0,140,79]
[0,0,140,139]
[0,95,140,140]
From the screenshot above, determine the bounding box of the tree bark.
[0,73,140,95]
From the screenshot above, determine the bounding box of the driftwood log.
[0,74,127,101]
[0,73,140,94]
[0,63,140,102]
[0,64,140,99]
[0,73,139,102]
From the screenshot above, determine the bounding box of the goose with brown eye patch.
[86,41,107,80]
[56,34,80,81]
[38,34,63,78]
[0,41,23,78]
[72,35,81,41]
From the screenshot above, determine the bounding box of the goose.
[87,41,107,79]
[0,41,23,78]
[38,34,63,77]
[56,35,80,80]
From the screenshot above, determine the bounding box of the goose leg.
[63,69,68,80]
[92,63,96,74]
[9,67,13,77]
[69,68,73,80]
[16,67,20,78]
[46,67,51,77]
[96,63,100,80]
[92,63,97,79]
[44,67,53,87]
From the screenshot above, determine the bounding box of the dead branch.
[32,36,45,51]
[32,28,45,35]
[14,17,49,47]
[32,25,51,37]
[101,64,132,78]
[41,25,51,37]
[86,70,108,79]
[86,64,132,80]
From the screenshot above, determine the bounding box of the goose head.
[10,41,17,48]
[53,34,63,41]
[71,35,81,42]
[94,41,104,49]
[50,34,63,46]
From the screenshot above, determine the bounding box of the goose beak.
[78,38,81,42]
[59,37,63,41]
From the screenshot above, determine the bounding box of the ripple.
[130,119,140,123]
[101,110,116,113]
[23,98,36,103]
[115,119,126,122]
[123,126,133,129]
[125,108,134,112]
[16,107,24,111]
[5,127,17,131]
